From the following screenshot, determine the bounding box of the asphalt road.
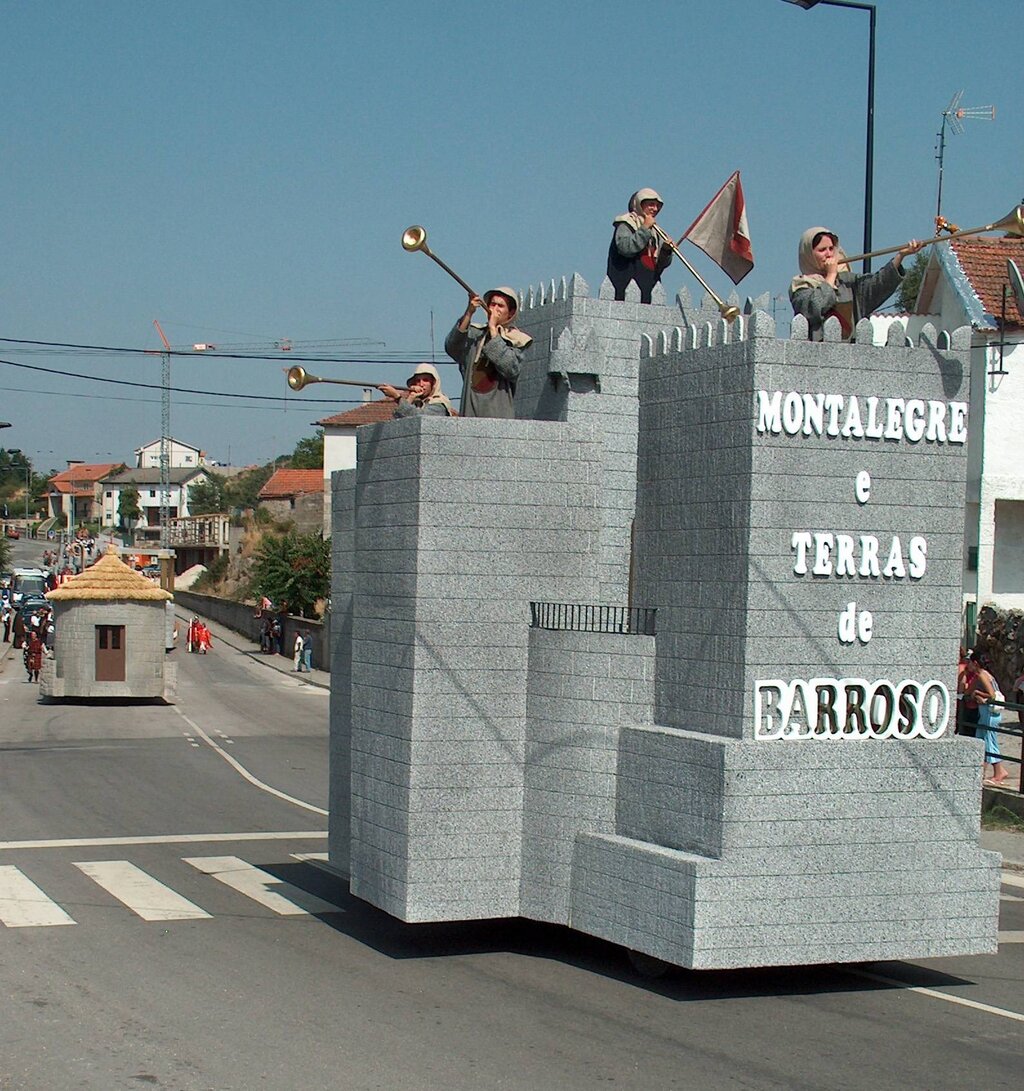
[0,537,1022,1089]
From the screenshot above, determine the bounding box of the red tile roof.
[258,468,325,500]
[316,400,396,427]
[47,463,124,496]
[952,236,1024,331]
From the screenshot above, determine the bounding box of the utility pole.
[152,320,172,549]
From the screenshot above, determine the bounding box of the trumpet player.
[378,363,455,417]
[789,227,924,342]
[445,287,532,419]
[607,188,673,303]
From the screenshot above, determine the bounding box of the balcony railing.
[529,602,656,636]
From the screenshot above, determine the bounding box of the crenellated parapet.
[327,270,1000,972]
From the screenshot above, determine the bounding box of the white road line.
[0,831,327,851]
[998,930,1024,944]
[847,969,1024,1024]
[184,855,341,916]
[1000,873,1024,891]
[291,852,329,862]
[0,865,75,927]
[75,861,211,921]
[172,707,328,816]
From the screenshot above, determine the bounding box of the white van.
[11,568,47,606]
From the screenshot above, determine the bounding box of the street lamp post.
[781,0,876,272]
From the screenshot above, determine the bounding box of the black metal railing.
[529,602,656,636]
[959,696,1024,794]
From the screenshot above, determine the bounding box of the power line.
[0,336,435,365]
[0,357,373,403]
[0,384,368,410]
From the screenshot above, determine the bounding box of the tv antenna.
[935,91,995,221]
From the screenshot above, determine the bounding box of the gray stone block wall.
[43,600,169,700]
[514,274,704,604]
[634,317,972,740]
[328,469,356,877]
[522,629,654,923]
[341,416,603,923]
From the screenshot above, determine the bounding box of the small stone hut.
[41,547,176,701]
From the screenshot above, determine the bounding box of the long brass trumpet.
[840,204,1024,265]
[650,223,741,322]
[286,366,401,392]
[401,225,481,299]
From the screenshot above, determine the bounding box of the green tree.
[188,473,227,515]
[118,485,142,533]
[250,530,330,618]
[289,430,324,470]
[897,251,929,313]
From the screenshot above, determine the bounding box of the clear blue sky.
[2,0,1020,473]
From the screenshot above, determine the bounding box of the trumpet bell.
[995,204,1024,237]
[401,225,428,252]
[287,366,314,391]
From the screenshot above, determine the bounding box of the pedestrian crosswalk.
[0,854,342,929]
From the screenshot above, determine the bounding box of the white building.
[872,234,1024,626]
[314,398,395,533]
[100,467,213,541]
[134,438,206,469]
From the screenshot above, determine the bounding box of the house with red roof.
[314,397,397,533]
[315,398,396,476]
[257,468,326,535]
[906,234,1024,619]
[46,461,126,529]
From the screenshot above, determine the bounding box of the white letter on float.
[859,535,881,577]
[948,401,968,444]
[884,398,905,440]
[782,391,803,435]
[757,390,782,434]
[791,532,813,575]
[835,534,857,577]
[755,681,787,739]
[904,400,926,442]
[855,471,871,504]
[812,532,834,576]
[926,400,948,442]
[908,536,927,579]
[883,537,906,579]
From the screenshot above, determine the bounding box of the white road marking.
[848,969,1024,1024]
[0,831,327,851]
[172,708,328,816]
[1000,873,1024,891]
[998,930,1024,944]
[0,865,75,927]
[291,852,329,862]
[75,860,211,921]
[184,855,340,916]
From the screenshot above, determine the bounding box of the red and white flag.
[682,171,754,284]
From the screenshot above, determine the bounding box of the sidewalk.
[174,607,330,691]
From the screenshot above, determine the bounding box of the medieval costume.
[606,188,673,303]
[789,226,906,342]
[445,287,532,419]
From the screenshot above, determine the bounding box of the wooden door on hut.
[95,624,126,681]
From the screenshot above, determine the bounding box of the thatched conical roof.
[46,546,173,602]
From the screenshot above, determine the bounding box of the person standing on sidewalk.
[302,629,313,673]
[293,630,305,672]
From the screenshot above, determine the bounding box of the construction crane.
[936,90,995,222]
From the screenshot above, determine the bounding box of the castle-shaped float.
[326,274,1000,970]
